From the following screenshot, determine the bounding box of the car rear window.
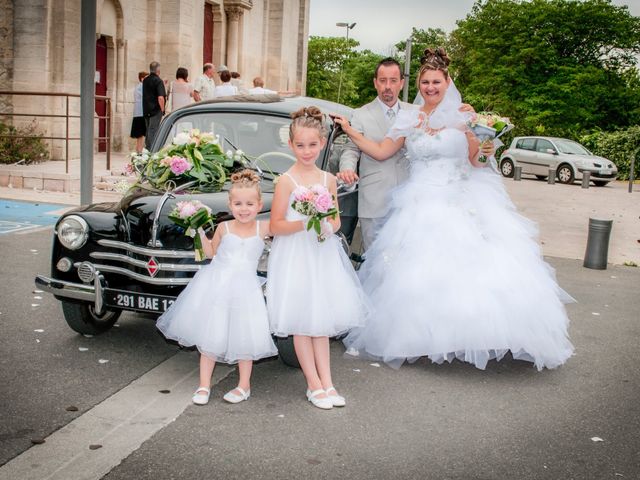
[516,138,536,151]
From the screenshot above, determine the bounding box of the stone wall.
[4,0,309,160]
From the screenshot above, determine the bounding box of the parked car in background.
[34,94,356,367]
[499,136,618,186]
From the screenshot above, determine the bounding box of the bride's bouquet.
[468,112,514,167]
[169,200,215,261]
[291,184,338,242]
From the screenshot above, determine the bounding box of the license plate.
[598,169,611,175]
[104,288,176,313]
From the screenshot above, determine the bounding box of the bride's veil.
[427,78,470,131]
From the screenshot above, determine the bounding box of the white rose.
[173,132,190,145]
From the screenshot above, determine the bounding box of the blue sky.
[309,0,640,55]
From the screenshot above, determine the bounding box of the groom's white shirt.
[339,98,414,221]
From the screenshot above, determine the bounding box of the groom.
[337,58,411,250]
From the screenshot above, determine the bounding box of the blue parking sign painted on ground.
[0,199,68,234]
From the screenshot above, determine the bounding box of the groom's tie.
[386,108,396,123]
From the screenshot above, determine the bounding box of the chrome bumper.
[35,272,106,315]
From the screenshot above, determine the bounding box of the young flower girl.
[157,169,277,405]
[267,106,368,410]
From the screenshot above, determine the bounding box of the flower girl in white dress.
[267,106,368,409]
[157,170,277,405]
[334,48,574,371]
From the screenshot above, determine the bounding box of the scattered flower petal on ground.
[78,347,89,352]
[590,437,604,442]
[98,359,109,364]
[370,363,381,367]
[592,312,600,316]
[34,329,44,332]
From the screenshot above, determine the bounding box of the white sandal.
[192,387,211,405]
[325,387,346,407]
[306,389,333,410]
[223,387,250,404]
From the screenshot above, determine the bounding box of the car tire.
[535,175,548,180]
[557,164,575,184]
[500,159,514,178]
[61,301,121,335]
[593,180,609,187]
[276,336,300,368]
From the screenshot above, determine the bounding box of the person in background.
[193,63,216,102]
[168,67,194,111]
[248,77,277,95]
[213,70,239,97]
[130,71,147,153]
[230,71,248,94]
[142,61,166,150]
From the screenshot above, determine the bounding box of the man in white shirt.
[193,63,216,102]
[213,69,238,97]
[248,77,277,95]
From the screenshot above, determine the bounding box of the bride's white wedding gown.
[343,109,574,370]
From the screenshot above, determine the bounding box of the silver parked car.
[499,136,618,186]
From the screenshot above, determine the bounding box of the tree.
[450,0,640,136]
[306,36,359,104]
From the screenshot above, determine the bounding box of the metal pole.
[80,0,96,205]
[581,171,590,189]
[337,27,348,104]
[583,218,613,269]
[402,38,412,103]
[629,149,637,193]
[65,95,69,174]
[514,165,522,181]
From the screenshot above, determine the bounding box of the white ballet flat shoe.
[192,387,211,405]
[223,387,250,404]
[325,387,346,407]
[306,389,333,410]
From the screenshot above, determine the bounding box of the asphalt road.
[1,227,639,479]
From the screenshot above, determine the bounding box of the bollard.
[514,165,522,181]
[548,168,556,184]
[581,171,591,189]
[583,218,613,269]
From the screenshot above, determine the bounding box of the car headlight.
[57,215,89,250]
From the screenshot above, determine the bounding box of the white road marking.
[0,351,233,480]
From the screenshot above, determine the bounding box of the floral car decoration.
[127,129,246,193]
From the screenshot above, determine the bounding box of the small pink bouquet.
[291,184,338,242]
[168,200,215,261]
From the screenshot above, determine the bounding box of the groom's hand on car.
[337,170,359,185]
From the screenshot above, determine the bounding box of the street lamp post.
[336,21,356,104]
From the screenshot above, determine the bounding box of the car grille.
[86,239,202,286]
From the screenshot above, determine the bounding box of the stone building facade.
[0,0,310,159]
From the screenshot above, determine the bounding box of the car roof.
[166,94,353,119]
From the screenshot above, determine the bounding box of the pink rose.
[310,184,328,195]
[293,186,312,202]
[169,156,192,175]
[176,201,197,218]
[314,192,332,213]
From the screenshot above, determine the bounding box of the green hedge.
[580,126,640,181]
[0,120,49,164]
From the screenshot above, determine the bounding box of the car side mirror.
[546,148,558,155]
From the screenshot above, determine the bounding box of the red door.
[203,3,213,64]
[95,36,108,152]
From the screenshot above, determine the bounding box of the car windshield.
[554,139,591,155]
[161,111,304,173]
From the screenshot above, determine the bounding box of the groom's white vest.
[340,99,413,219]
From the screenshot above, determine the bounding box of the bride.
[333,48,574,370]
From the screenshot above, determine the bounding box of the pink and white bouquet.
[168,200,215,261]
[291,184,338,242]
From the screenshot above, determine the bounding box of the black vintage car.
[35,94,357,365]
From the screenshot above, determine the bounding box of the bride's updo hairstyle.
[289,106,327,140]
[417,47,451,87]
[230,168,262,199]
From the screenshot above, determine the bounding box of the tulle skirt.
[343,166,575,370]
[267,229,368,337]
[157,259,277,363]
